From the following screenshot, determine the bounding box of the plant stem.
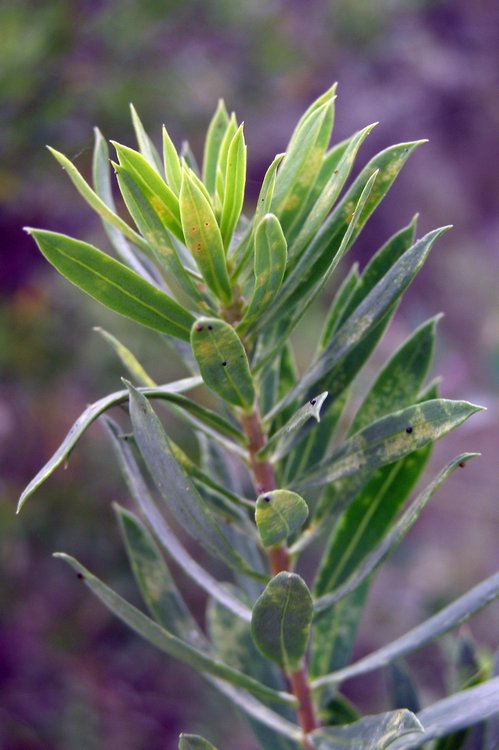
[241,407,318,746]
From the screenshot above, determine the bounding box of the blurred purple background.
[1,1,498,748]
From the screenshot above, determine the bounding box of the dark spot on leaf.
[264,496,271,503]
[221,361,227,367]
[406,426,413,434]
[208,325,213,330]
[191,226,197,232]
[310,399,317,406]
[204,221,209,227]
[459,462,466,468]
[195,324,204,332]
[77,573,85,580]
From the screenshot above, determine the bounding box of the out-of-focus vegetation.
[1,1,498,748]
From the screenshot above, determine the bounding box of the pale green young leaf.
[129,103,163,173]
[55,553,293,706]
[16,377,200,512]
[203,99,230,196]
[313,453,478,616]
[48,146,152,255]
[181,140,201,175]
[238,214,287,334]
[260,391,328,463]
[255,490,309,548]
[26,229,195,341]
[389,678,499,750]
[113,142,184,241]
[309,709,423,750]
[296,399,483,494]
[127,384,262,579]
[179,735,218,750]
[94,327,156,386]
[285,84,337,151]
[251,572,313,671]
[92,128,155,280]
[114,166,207,308]
[268,227,448,417]
[220,123,247,250]
[312,545,499,691]
[104,418,252,623]
[179,168,232,304]
[162,125,182,194]
[191,317,255,410]
[215,112,237,203]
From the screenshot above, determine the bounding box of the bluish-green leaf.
[26,229,195,341]
[309,709,423,750]
[295,400,483,495]
[255,490,309,548]
[318,264,361,352]
[251,572,313,671]
[162,125,182,194]
[179,735,218,750]
[127,384,261,578]
[55,553,293,707]
[388,662,421,713]
[203,99,230,196]
[238,214,287,334]
[312,567,499,690]
[191,317,255,410]
[220,123,247,250]
[180,168,232,304]
[130,103,163,173]
[16,376,201,512]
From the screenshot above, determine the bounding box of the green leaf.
[16,376,201,512]
[26,229,195,341]
[203,99,230,196]
[179,735,218,750]
[92,129,154,280]
[318,264,361,352]
[260,391,328,463]
[255,490,309,548]
[94,327,156,386]
[55,553,293,707]
[388,662,421,713]
[114,166,206,308]
[389,678,499,749]
[268,226,447,417]
[295,400,483,494]
[312,567,499,690]
[113,142,184,241]
[179,168,232,304]
[215,113,237,204]
[127,384,261,578]
[129,103,163,173]
[251,572,313,671]
[220,123,247,249]
[191,317,255,410]
[104,418,253,623]
[309,709,423,750]
[238,214,287,334]
[49,146,151,255]
[162,125,182,194]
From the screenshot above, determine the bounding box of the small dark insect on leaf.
[310,399,317,406]
[77,573,85,580]
[195,324,204,332]
[459,462,466,468]
[222,361,227,367]
[264,496,271,503]
[208,325,213,330]
[406,426,413,434]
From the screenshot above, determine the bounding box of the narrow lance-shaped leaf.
[312,567,499,690]
[295,399,483,495]
[180,168,232,304]
[317,264,361,352]
[268,227,449,417]
[220,123,247,250]
[25,229,195,341]
[113,142,184,241]
[179,735,218,750]
[127,384,262,579]
[389,678,499,750]
[48,146,152,256]
[255,490,309,548]
[313,454,479,615]
[203,99,230,196]
[215,113,237,205]
[162,125,182,194]
[191,318,255,410]
[55,553,293,707]
[114,166,206,308]
[238,214,287,334]
[251,572,313,672]
[92,129,154,281]
[259,391,328,463]
[94,327,156,386]
[104,417,253,623]
[309,709,423,750]
[130,103,163,173]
